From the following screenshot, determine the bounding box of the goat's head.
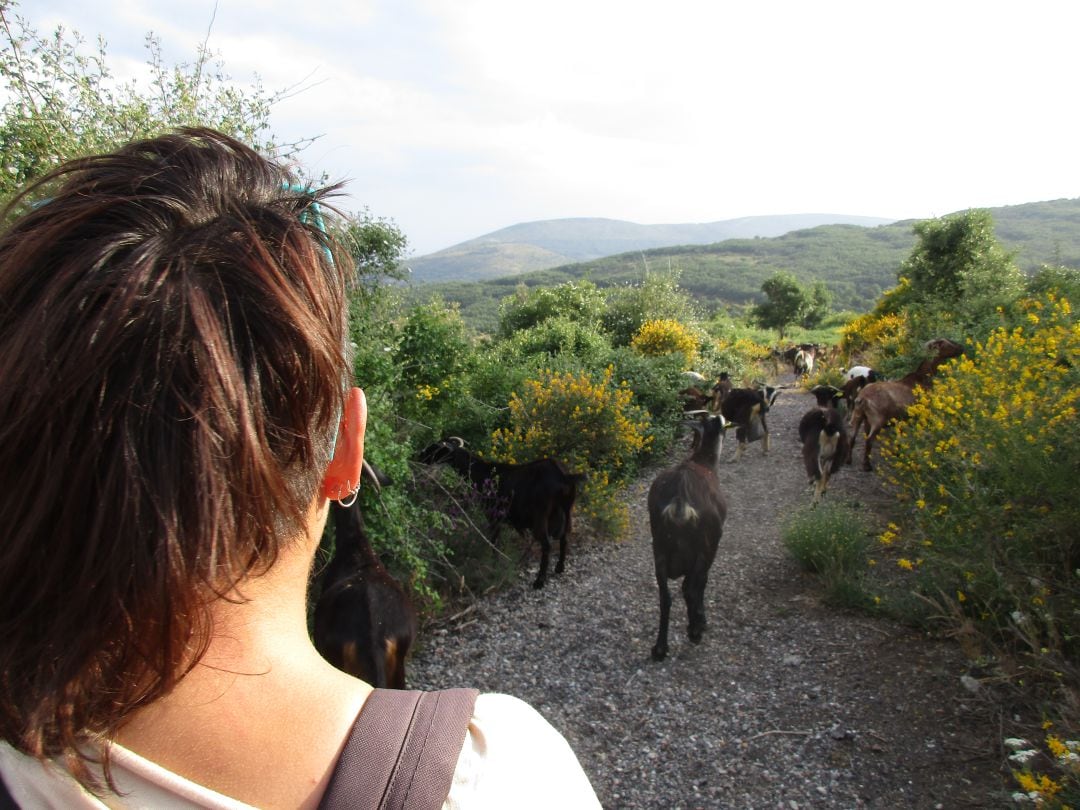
[416,437,464,465]
[810,385,843,409]
[360,459,392,493]
[924,337,964,361]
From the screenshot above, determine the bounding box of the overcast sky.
[21,1,1080,256]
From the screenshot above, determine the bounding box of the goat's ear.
[322,387,367,501]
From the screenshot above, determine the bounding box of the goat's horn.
[446,436,466,448]
[360,458,382,494]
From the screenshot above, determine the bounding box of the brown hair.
[0,128,353,785]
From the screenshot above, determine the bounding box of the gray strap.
[320,688,478,810]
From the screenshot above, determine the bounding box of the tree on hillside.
[801,280,832,329]
[752,271,813,341]
[0,0,317,205]
[901,209,1023,332]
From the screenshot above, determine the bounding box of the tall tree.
[901,209,1023,330]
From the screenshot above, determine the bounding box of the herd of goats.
[310,337,966,682]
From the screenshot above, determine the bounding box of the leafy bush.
[602,270,699,347]
[497,316,612,365]
[599,347,685,458]
[497,280,606,337]
[880,294,1080,677]
[490,366,652,537]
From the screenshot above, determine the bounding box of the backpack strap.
[320,688,478,810]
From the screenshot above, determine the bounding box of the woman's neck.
[115,499,372,810]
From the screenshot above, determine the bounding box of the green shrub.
[782,501,874,608]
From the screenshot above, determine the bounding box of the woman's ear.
[321,387,366,501]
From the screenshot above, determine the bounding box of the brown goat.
[849,338,964,470]
[647,412,729,661]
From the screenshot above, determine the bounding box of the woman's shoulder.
[446,692,600,810]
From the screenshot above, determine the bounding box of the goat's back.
[648,462,727,578]
[853,381,917,427]
[500,458,583,527]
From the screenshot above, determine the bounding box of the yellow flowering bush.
[490,366,653,537]
[840,310,909,359]
[880,294,1080,664]
[630,319,699,368]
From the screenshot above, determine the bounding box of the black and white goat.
[799,385,850,502]
[417,438,585,589]
[312,463,417,688]
[711,382,779,461]
[647,412,729,661]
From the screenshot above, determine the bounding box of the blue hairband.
[283,181,334,265]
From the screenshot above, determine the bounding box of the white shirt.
[0,693,600,809]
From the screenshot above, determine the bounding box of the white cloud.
[16,0,1080,253]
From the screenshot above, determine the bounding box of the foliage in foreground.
[879,294,1080,679]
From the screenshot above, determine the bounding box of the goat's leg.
[652,566,672,661]
[683,570,709,643]
[531,516,551,589]
[862,428,877,471]
[761,415,770,455]
[554,506,569,575]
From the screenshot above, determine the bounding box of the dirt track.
[409,378,1009,808]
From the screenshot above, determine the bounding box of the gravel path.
[408,381,1008,809]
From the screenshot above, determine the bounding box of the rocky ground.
[408,380,1014,809]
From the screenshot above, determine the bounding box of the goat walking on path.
[417,438,585,589]
[799,385,850,502]
[647,413,729,661]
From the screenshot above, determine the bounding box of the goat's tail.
[660,477,700,525]
[661,499,699,524]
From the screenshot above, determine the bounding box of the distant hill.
[409,199,1080,334]
[407,214,895,283]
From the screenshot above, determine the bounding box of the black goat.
[417,438,585,589]
[799,387,850,502]
[647,412,729,661]
[312,464,417,689]
[713,383,779,461]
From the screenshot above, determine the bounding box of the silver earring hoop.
[335,481,360,508]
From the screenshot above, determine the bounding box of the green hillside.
[409,198,1080,333]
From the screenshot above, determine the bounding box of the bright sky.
[21,0,1080,256]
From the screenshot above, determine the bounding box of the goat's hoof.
[651,645,668,661]
[531,577,546,590]
[554,561,565,574]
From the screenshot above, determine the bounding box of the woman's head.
[0,128,354,776]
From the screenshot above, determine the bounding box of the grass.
[781,500,875,609]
